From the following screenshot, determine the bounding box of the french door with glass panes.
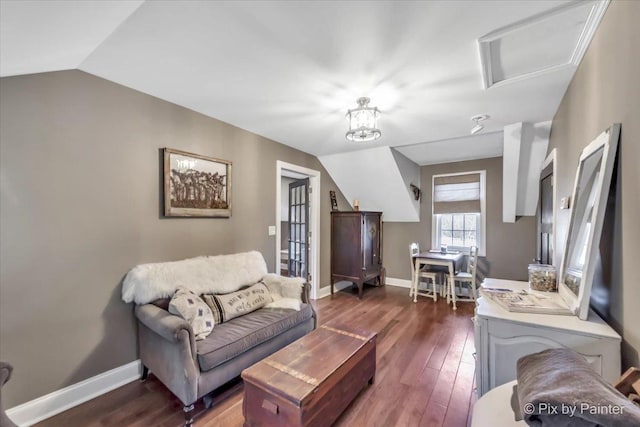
[288,178,310,280]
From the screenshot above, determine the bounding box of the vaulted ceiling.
[1,0,608,164]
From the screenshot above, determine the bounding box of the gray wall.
[0,70,348,407]
[383,156,537,282]
[548,0,640,369]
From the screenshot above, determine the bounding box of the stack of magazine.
[479,287,574,315]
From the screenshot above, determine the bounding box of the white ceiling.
[0,0,607,164]
[395,131,504,166]
[0,1,144,76]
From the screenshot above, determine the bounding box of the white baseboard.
[7,360,142,426]
[315,286,331,299]
[314,281,354,299]
[314,278,412,299]
[385,277,412,288]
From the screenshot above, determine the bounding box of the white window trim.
[431,170,486,256]
[433,214,481,255]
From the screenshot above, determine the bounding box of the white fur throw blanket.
[121,251,268,304]
[262,273,306,310]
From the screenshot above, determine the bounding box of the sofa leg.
[140,365,149,381]
[183,404,195,426]
[203,393,214,409]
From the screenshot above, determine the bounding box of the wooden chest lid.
[241,323,376,406]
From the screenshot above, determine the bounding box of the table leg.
[410,259,414,298]
[450,276,457,310]
[413,259,419,303]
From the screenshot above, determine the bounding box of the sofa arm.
[135,304,199,406]
[135,304,196,357]
[301,281,312,304]
[301,282,318,329]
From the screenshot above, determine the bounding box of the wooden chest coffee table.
[241,323,376,427]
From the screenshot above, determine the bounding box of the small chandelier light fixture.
[470,114,490,135]
[346,97,381,142]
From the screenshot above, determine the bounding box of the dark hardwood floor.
[36,285,477,427]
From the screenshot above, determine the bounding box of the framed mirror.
[559,124,620,320]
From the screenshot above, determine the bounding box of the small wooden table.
[412,251,465,308]
[241,323,377,427]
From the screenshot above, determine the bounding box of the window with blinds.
[432,171,486,255]
[433,173,481,214]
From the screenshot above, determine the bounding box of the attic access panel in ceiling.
[478,0,609,89]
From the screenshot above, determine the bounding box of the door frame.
[276,161,321,300]
[540,148,557,265]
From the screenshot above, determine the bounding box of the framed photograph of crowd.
[163,148,232,218]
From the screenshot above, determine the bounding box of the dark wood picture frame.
[163,148,232,218]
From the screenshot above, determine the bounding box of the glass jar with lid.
[528,264,557,292]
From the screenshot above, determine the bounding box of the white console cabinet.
[474,279,621,397]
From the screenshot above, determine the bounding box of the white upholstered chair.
[409,243,438,303]
[446,246,478,310]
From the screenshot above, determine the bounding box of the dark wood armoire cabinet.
[330,211,383,298]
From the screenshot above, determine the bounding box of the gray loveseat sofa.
[122,251,316,425]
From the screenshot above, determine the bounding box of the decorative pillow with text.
[201,282,272,324]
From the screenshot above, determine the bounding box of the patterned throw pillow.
[168,288,214,340]
[201,282,272,324]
